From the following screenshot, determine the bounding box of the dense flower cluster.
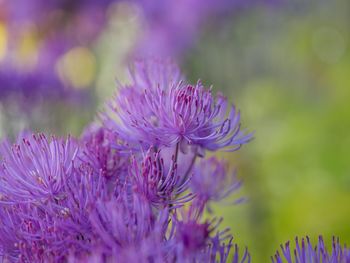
[0,60,348,262]
[0,60,251,262]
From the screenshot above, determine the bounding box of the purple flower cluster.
[0,59,348,262]
[0,60,251,262]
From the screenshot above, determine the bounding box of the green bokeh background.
[1,0,349,261]
[184,0,350,260]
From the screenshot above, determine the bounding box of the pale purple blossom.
[134,0,268,57]
[0,134,78,203]
[104,60,252,152]
[191,157,243,212]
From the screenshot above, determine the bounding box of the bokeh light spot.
[15,24,39,70]
[312,27,347,64]
[0,22,7,61]
[56,47,96,89]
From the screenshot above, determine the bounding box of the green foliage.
[185,0,350,260]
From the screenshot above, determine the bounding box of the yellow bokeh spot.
[14,24,39,70]
[0,22,8,61]
[56,47,96,89]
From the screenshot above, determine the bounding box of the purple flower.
[0,145,103,261]
[134,0,266,57]
[81,124,128,180]
[209,235,251,263]
[69,233,166,263]
[126,58,182,92]
[0,134,97,261]
[88,192,166,253]
[1,0,114,44]
[272,236,350,263]
[0,134,79,203]
[104,60,252,152]
[0,203,66,262]
[131,148,194,208]
[169,210,250,263]
[0,60,253,262]
[191,157,243,212]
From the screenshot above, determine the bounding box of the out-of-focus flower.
[172,219,212,261]
[1,0,114,46]
[104,60,252,152]
[272,236,350,263]
[134,0,268,57]
[191,157,243,212]
[169,207,250,263]
[209,235,251,263]
[89,192,163,252]
[0,0,117,106]
[126,58,182,92]
[0,63,84,106]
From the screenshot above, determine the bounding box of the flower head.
[81,124,128,178]
[0,134,79,203]
[191,157,243,212]
[104,61,252,153]
[131,148,193,208]
[0,146,97,262]
[169,211,250,263]
[89,192,165,252]
[272,236,350,263]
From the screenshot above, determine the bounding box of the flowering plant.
[0,59,348,263]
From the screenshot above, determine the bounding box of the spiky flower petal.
[104,61,252,152]
[0,134,78,203]
[272,236,350,263]
[191,157,243,212]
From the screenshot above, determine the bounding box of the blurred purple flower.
[209,235,251,263]
[191,157,243,212]
[126,58,182,92]
[89,192,164,252]
[0,64,85,108]
[0,0,117,106]
[134,0,270,57]
[272,236,350,263]
[169,208,250,263]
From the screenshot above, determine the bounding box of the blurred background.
[0,0,349,261]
